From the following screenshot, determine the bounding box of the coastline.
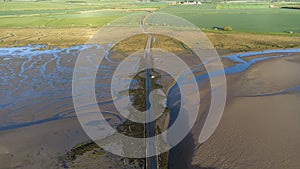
[0,28,300,52]
[1,31,300,168]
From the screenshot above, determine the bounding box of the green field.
[0,10,129,27]
[0,1,299,34]
[0,0,166,27]
[159,5,300,33]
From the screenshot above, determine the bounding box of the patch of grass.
[67,141,101,161]
[151,34,184,52]
[112,33,148,54]
[219,3,269,9]
[205,32,300,52]
[224,25,233,31]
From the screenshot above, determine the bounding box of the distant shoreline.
[0,28,299,52]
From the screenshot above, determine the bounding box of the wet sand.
[187,53,300,168]
[0,45,124,169]
[1,43,300,168]
[0,118,89,169]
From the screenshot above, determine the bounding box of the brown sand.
[189,54,300,169]
[1,29,300,168]
[0,118,89,169]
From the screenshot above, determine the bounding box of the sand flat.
[0,118,89,169]
[190,54,300,169]
[1,43,300,168]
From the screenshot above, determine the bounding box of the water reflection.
[0,45,299,132]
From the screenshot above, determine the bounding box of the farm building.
[177,1,202,5]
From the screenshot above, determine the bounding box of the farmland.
[159,5,300,33]
[0,0,299,50]
[0,1,165,27]
[0,1,299,33]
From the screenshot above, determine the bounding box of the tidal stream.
[0,45,299,131]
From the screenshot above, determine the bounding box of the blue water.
[0,45,299,131]
[183,48,300,85]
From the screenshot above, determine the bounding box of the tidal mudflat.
[171,50,300,169]
[0,44,300,168]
